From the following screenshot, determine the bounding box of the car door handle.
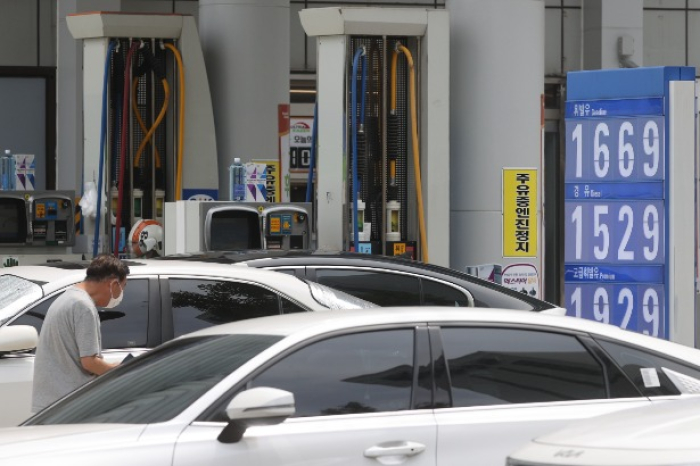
[364,441,426,459]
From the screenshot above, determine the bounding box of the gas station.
[0,0,698,347]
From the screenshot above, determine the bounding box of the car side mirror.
[0,325,38,356]
[217,387,295,444]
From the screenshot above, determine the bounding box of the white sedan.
[0,259,373,427]
[6,307,700,466]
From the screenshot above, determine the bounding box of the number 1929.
[567,284,664,338]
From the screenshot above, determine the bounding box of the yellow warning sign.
[393,243,406,255]
[503,168,537,257]
[270,216,281,234]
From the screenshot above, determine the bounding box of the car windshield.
[0,275,43,325]
[26,334,282,425]
[306,280,378,309]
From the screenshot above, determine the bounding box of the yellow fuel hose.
[389,48,398,186]
[165,43,185,200]
[398,44,429,263]
[132,77,168,168]
[390,49,399,114]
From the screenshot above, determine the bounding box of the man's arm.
[81,355,118,376]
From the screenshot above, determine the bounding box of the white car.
[6,307,700,466]
[0,259,374,427]
[507,397,700,465]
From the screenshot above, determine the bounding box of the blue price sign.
[565,95,667,338]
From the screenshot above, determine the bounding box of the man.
[31,254,130,413]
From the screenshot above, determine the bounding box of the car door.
[172,327,437,466]
[3,276,154,426]
[433,326,651,466]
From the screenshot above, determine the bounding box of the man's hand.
[80,355,118,376]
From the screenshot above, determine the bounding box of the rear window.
[314,269,420,306]
[597,339,700,397]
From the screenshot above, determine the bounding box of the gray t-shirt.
[32,287,102,412]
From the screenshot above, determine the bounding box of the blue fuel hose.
[305,101,318,203]
[360,54,367,128]
[93,41,116,257]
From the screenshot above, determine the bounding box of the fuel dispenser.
[164,201,312,255]
[300,7,450,266]
[67,12,218,258]
[29,192,76,246]
[263,205,310,250]
[0,190,80,266]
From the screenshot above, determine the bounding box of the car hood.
[0,424,146,460]
[534,397,700,451]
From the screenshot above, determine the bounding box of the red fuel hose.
[114,41,140,257]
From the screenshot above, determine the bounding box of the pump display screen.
[0,199,27,243]
[207,210,262,250]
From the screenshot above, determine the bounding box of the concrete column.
[56,0,121,193]
[583,0,644,69]
[447,0,544,283]
[199,0,290,199]
[423,10,450,267]
[314,35,346,251]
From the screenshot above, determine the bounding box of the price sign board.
[290,118,314,171]
[564,67,694,340]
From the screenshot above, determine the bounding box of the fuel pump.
[300,7,450,266]
[163,200,312,255]
[0,190,80,266]
[67,12,219,258]
[263,205,311,250]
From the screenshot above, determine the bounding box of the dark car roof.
[156,250,558,312]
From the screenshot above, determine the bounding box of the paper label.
[640,368,661,388]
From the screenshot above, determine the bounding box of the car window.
[169,279,281,338]
[10,279,149,350]
[280,296,307,314]
[467,282,540,310]
[441,327,607,407]
[306,280,378,309]
[596,339,700,397]
[422,279,471,306]
[269,268,299,277]
[250,329,415,417]
[101,279,149,349]
[28,334,282,425]
[9,294,55,336]
[314,268,420,306]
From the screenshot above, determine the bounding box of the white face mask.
[104,281,124,309]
